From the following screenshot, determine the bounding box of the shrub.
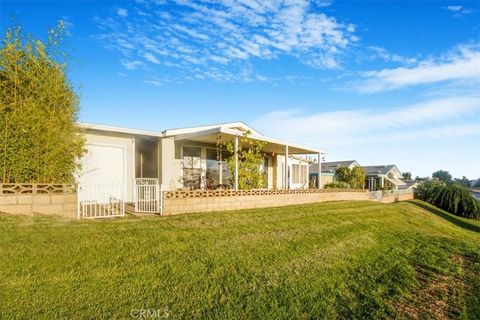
[415,181,480,219]
[324,181,350,189]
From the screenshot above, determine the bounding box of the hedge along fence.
[0,183,77,219]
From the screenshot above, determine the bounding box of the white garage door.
[78,143,126,203]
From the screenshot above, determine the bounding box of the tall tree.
[0,23,84,183]
[454,176,471,188]
[402,172,412,181]
[432,170,452,184]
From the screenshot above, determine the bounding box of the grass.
[0,200,479,319]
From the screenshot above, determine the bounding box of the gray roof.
[309,160,359,174]
[362,165,397,175]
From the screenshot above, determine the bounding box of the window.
[183,147,201,189]
[292,164,307,184]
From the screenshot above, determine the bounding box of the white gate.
[77,184,125,219]
[134,178,163,214]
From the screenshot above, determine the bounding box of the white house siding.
[159,137,178,191]
[275,155,286,189]
[267,157,274,189]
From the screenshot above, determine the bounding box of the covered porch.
[160,123,324,191]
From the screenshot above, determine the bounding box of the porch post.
[234,135,239,191]
[317,152,322,189]
[284,145,289,189]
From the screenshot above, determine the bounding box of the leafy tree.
[0,23,84,183]
[335,166,366,189]
[432,170,452,184]
[402,172,412,181]
[454,176,471,188]
[224,132,267,190]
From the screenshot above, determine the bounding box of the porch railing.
[134,178,163,214]
[77,184,125,219]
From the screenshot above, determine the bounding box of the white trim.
[163,121,260,136]
[79,122,163,137]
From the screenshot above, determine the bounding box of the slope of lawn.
[1,200,479,319]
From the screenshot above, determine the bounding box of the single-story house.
[77,122,323,202]
[363,165,406,191]
[309,160,361,187]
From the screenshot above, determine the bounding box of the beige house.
[363,165,406,191]
[77,122,324,202]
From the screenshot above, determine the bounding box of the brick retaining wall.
[164,191,370,215]
[0,193,77,219]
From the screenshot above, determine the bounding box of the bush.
[324,181,350,189]
[415,181,480,219]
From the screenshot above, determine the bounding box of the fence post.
[160,184,164,216]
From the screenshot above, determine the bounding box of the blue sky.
[1,0,479,179]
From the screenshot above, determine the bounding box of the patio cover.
[164,125,323,155]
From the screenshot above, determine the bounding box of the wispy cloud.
[95,0,356,81]
[121,60,145,70]
[253,95,480,176]
[367,46,417,65]
[355,44,480,93]
[117,8,128,17]
[60,17,74,37]
[253,95,480,148]
[444,5,473,17]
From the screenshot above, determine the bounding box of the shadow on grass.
[409,201,480,234]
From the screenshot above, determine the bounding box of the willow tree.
[0,22,84,183]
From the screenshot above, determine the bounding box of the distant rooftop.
[309,160,359,174]
[362,165,397,175]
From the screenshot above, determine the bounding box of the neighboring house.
[77,122,323,202]
[398,180,419,190]
[363,165,406,191]
[309,160,361,188]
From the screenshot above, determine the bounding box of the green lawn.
[1,200,479,319]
